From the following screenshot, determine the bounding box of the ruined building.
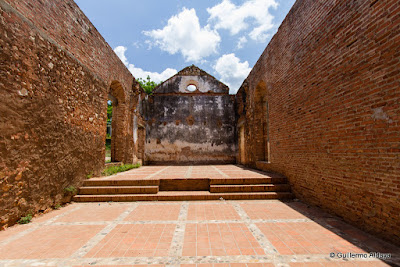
[0,0,399,247]
[144,65,236,164]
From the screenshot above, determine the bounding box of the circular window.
[186,84,197,92]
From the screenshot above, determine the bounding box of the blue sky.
[75,0,296,94]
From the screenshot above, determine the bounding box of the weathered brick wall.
[0,0,141,228]
[144,66,236,164]
[237,0,400,244]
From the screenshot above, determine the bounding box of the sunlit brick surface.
[56,204,129,222]
[0,225,103,259]
[241,203,307,220]
[124,204,181,221]
[181,264,275,267]
[0,201,398,266]
[85,224,175,258]
[187,204,240,220]
[183,223,265,256]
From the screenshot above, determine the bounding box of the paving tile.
[0,225,103,259]
[183,223,264,256]
[124,204,181,221]
[288,261,391,266]
[76,265,165,267]
[32,204,77,223]
[1,165,399,266]
[241,202,307,220]
[85,224,175,258]
[0,223,33,242]
[257,222,367,255]
[56,204,129,222]
[181,264,274,267]
[187,203,240,220]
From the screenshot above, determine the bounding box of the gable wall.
[144,74,236,164]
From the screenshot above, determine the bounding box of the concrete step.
[210,184,291,193]
[73,191,294,202]
[82,179,159,187]
[78,186,159,195]
[210,177,287,185]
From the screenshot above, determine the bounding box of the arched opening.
[105,81,127,163]
[254,80,270,162]
[105,98,113,163]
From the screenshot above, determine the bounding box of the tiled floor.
[87,165,277,181]
[0,200,399,266]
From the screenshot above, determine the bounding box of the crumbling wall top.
[152,65,229,95]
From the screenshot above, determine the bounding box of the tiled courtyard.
[87,165,279,180]
[0,200,399,266]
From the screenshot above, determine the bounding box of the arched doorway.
[105,81,126,163]
[254,80,270,162]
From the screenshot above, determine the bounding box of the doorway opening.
[105,81,126,163]
[105,99,113,163]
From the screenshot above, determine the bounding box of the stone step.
[73,191,294,202]
[210,184,291,193]
[210,177,287,185]
[82,179,159,187]
[78,186,159,195]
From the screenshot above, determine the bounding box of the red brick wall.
[0,0,141,228]
[237,0,400,244]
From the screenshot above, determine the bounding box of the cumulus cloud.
[128,65,177,84]
[236,36,248,49]
[113,46,177,84]
[113,46,129,65]
[214,53,251,94]
[143,8,221,62]
[207,0,278,42]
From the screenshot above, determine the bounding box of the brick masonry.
[236,0,400,244]
[0,0,144,228]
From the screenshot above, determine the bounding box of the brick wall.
[237,0,400,244]
[0,0,142,228]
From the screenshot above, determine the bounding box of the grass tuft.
[102,163,140,176]
[18,214,32,224]
[64,185,77,194]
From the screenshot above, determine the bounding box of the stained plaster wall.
[144,66,236,164]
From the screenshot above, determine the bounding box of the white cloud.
[207,0,278,42]
[236,36,248,49]
[143,8,221,62]
[113,46,129,65]
[128,65,177,84]
[214,53,251,94]
[113,46,177,84]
